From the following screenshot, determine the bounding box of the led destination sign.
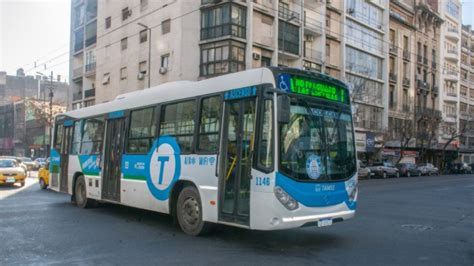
[277,74,349,104]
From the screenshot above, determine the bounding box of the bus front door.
[219,98,256,225]
[59,125,73,193]
[102,117,125,202]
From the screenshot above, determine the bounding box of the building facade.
[460,24,474,163]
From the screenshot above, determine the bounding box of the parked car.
[357,160,373,179]
[417,163,439,176]
[20,157,36,171]
[0,158,27,187]
[395,163,421,177]
[368,162,399,178]
[38,160,50,189]
[34,158,47,169]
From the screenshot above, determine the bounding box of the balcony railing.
[72,66,83,80]
[389,44,398,55]
[303,48,322,62]
[416,79,429,91]
[389,72,397,82]
[403,50,410,61]
[72,92,82,101]
[417,55,422,63]
[303,16,322,35]
[278,3,300,21]
[423,57,428,65]
[402,77,410,87]
[432,61,437,69]
[447,49,457,54]
[84,88,95,98]
[85,62,96,73]
[432,86,439,96]
[415,107,442,120]
[448,28,458,33]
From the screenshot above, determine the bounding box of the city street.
[0,173,472,265]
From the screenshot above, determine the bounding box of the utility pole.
[48,71,54,157]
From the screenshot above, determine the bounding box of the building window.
[140,0,148,11]
[161,54,170,69]
[162,19,171,34]
[122,7,131,21]
[200,40,245,76]
[278,21,299,55]
[403,35,409,51]
[127,107,156,154]
[105,16,111,29]
[345,47,382,79]
[85,20,97,47]
[160,100,196,153]
[201,3,246,40]
[389,85,395,109]
[139,61,147,75]
[120,67,127,80]
[261,56,271,67]
[121,37,128,50]
[139,29,147,43]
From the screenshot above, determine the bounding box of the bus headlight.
[349,186,358,201]
[274,186,299,210]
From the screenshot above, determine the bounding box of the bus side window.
[256,99,274,171]
[81,117,104,154]
[54,124,64,151]
[71,121,82,154]
[197,96,221,153]
[127,107,157,154]
[160,100,196,153]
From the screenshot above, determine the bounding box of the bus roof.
[64,68,275,119]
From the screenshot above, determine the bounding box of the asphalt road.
[0,173,473,265]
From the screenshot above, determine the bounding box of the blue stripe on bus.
[108,110,125,119]
[275,172,351,208]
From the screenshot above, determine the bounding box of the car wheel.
[74,175,93,209]
[176,186,210,236]
[20,182,25,187]
[39,178,47,189]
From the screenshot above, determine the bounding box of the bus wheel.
[74,175,92,209]
[176,186,210,236]
[39,178,47,189]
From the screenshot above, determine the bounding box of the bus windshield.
[279,97,356,182]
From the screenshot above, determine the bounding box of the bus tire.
[176,186,210,236]
[74,175,93,209]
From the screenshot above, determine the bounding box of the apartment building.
[432,0,462,164]
[69,0,98,110]
[385,0,417,162]
[460,25,474,164]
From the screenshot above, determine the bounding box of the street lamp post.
[138,22,152,88]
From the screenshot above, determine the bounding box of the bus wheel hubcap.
[182,198,199,226]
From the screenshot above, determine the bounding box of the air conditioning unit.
[252,53,261,60]
[305,34,314,42]
[137,72,146,80]
[159,67,168,74]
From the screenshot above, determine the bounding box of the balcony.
[403,50,410,61]
[303,47,322,63]
[72,66,83,81]
[278,4,300,21]
[445,49,458,62]
[389,44,398,55]
[72,91,83,102]
[431,61,437,69]
[303,16,322,36]
[446,28,460,41]
[417,55,422,64]
[416,79,429,93]
[402,77,410,87]
[84,62,96,77]
[415,107,442,120]
[84,88,95,99]
[445,113,457,123]
[445,70,458,81]
[444,90,458,102]
[389,72,397,83]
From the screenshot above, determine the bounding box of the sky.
[0,0,70,82]
[0,0,473,85]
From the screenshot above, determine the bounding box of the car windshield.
[279,97,356,181]
[0,160,17,168]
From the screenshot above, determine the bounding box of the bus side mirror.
[277,95,290,124]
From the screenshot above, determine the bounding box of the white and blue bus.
[50,67,357,235]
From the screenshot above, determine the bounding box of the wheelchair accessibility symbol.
[278,74,292,93]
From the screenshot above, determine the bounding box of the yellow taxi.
[0,158,27,187]
[38,161,50,189]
